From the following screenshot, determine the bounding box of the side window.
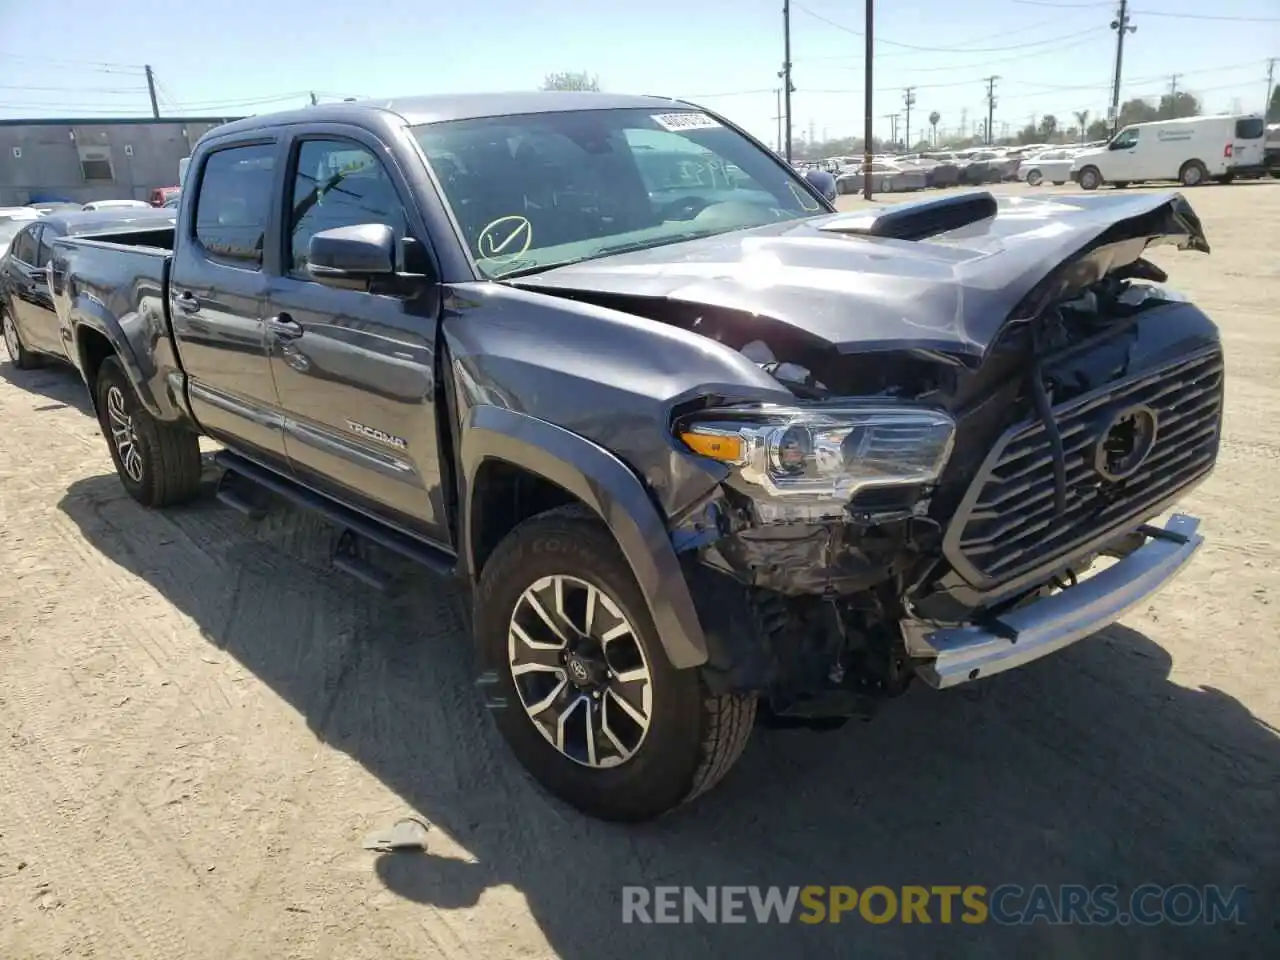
[35,225,55,268]
[287,139,407,275]
[193,143,276,269]
[1111,128,1140,149]
[11,226,38,264]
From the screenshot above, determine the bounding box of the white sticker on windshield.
[651,112,721,133]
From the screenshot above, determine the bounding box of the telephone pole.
[1109,0,1136,133]
[144,64,160,119]
[774,88,783,153]
[983,76,999,145]
[903,87,916,151]
[863,0,875,199]
[884,113,900,148]
[1265,58,1276,120]
[781,0,794,162]
[1167,74,1181,117]
[309,91,319,106]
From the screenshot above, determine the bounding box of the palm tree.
[1073,110,1089,145]
[928,111,941,146]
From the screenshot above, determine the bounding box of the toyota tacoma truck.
[48,92,1223,822]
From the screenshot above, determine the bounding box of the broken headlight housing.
[678,405,955,521]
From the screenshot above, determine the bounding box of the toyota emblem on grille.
[1093,404,1159,482]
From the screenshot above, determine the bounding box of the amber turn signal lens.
[680,431,744,463]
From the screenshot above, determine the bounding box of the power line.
[1131,10,1280,22]
[794,4,1107,54]
[794,13,1081,60]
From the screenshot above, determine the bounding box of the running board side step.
[212,451,457,583]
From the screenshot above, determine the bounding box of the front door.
[1105,126,1141,180]
[168,140,288,468]
[266,132,448,544]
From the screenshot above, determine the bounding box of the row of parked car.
[0,190,181,258]
[802,141,1108,195]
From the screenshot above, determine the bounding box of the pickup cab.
[49,93,1224,822]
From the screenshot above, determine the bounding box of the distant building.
[0,116,241,206]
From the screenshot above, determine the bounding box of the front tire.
[1078,166,1102,191]
[1,306,41,370]
[1025,169,1043,186]
[1179,160,1208,187]
[475,507,756,821]
[94,356,203,507]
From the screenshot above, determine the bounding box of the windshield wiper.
[494,228,731,282]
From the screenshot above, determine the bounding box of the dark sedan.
[1,208,175,369]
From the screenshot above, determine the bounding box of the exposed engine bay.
[513,191,1221,725]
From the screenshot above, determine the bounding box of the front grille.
[943,348,1224,587]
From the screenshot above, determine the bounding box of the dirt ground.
[1,181,1278,960]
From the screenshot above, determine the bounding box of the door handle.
[267,314,303,340]
[174,291,200,313]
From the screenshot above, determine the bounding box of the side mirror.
[307,223,395,284]
[803,169,837,203]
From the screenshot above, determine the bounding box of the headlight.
[678,405,955,518]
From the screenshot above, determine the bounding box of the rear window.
[193,143,276,268]
[1235,117,1265,140]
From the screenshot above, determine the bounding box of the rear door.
[1232,116,1265,171]
[5,224,59,355]
[168,139,289,468]
[265,128,448,543]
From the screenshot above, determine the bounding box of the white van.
[1070,115,1265,189]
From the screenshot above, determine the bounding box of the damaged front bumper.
[907,513,1203,689]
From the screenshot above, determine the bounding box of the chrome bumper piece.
[914,514,1203,690]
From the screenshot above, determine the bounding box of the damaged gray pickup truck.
[49,92,1223,821]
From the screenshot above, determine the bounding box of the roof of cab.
[206,91,693,138]
[43,208,176,234]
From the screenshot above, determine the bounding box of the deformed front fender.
[458,403,709,670]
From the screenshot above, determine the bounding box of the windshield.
[412,107,824,279]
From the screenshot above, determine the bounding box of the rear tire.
[94,356,203,507]
[1179,160,1208,187]
[1025,169,1043,187]
[475,506,756,822]
[1,306,41,370]
[1078,166,1102,191]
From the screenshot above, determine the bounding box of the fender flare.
[458,404,709,670]
[70,297,182,421]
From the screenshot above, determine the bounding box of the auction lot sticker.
[652,112,721,132]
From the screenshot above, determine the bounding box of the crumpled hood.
[512,192,1208,366]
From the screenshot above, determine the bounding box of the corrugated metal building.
[0,116,242,206]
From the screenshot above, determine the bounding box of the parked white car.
[81,199,152,212]
[1019,149,1077,186]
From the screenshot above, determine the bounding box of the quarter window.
[11,226,39,264]
[193,143,276,269]
[286,139,407,275]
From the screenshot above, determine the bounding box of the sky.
[0,0,1276,147]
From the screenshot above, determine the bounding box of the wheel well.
[469,459,584,575]
[76,327,115,401]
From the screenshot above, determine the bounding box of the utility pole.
[309,91,319,106]
[144,64,160,119]
[1265,58,1276,120]
[781,0,794,162]
[774,88,783,153]
[863,0,874,199]
[1167,74,1181,117]
[983,76,999,145]
[884,113,899,148]
[903,87,916,151]
[1109,0,1136,134]
[960,107,968,139]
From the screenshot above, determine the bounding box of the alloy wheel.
[507,574,652,768]
[106,385,144,482]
